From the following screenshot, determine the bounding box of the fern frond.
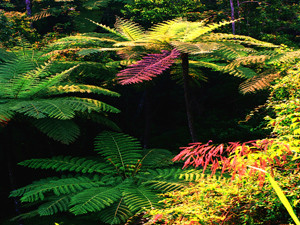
[87,19,127,40]
[18,156,113,174]
[115,17,145,41]
[37,195,71,216]
[28,65,79,97]
[19,176,104,202]
[224,55,270,71]
[47,84,120,97]
[94,131,142,169]
[140,168,187,192]
[207,33,279,47]
[62,97,120,113]
[239,72,281,94]
[84,112,121,131]
[184,20,236,42]
[225,66,258,79]
[10,177,60,198]
[267,50,300,65]
[171,41,219,54]
[141,149,173,168]
[98,198,133,225]
[147,18,183,41]
[117,49,180,85]
[32,119,80,144]
[123,186,160,212]
[0,55,35,80]
[0,48,16,62]
[70,185,122,215]
[11,99,76,120]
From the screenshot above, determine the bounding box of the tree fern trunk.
[229,0,236,34]
[181,53,197,142]
[25,0,31,16]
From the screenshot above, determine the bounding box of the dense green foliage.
[145,61,300,225]
[10,131,203,224]
[1,0,300,225]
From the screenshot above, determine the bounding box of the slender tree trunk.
[181,53,197,142]
[25,0,31,16]
[236,0,240,33]
[229,0,236,34]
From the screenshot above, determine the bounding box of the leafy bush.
[121,0,206,28]
[145,59,300,225]
[0,10,39,48]
[146,171,300,225]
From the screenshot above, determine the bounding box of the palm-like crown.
[0,49,120,144]
[10,131,200,224]
[49,17,293,93]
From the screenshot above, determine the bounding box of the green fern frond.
[123,186,160,212]
[189,60,223,71]
[141,149,174,168]
[18,156,113,174]
[94,131,143,169]
[213,43,248,61]
[28,65,79,98]
[0,48,16,62]
[115,17,145,41]
[87,19,127,40]
[267,50,300,65]
[38,195,71,216]
[0,55,35,80]
[84,112,121,131]
[11,99,75,120]
[32,119,80,144]
[140,168,187,192]
[70,185,122,215]
[98,198,133,225]
[10,177,60,198]
[47,84,120,97]
[62,97,120,113]
[225,66,258,79]
[19,176,104,202]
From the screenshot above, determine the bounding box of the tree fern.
[11,132,196,224]
[0,48,120,143]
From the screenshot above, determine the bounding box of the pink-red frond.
[117,49,180,85]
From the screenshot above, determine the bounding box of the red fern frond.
[117,49,180,85]
[174,139,292,182]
